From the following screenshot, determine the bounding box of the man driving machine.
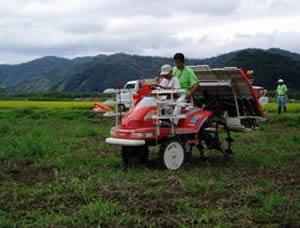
[172,53,200,124]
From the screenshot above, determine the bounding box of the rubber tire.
[160,139,185,170]
[121,145,149,165]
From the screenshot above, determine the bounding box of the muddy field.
[0,108,299,226]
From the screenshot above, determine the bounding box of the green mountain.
[226,49,300,90]
[267,48,300,61]
[0,56,74,85]
[0,48,299,93]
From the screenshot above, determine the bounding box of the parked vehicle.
[103,80,140,111]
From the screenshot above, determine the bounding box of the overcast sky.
[0,0,300,64]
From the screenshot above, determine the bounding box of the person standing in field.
[172,53,199,124]
[276,79,288,114]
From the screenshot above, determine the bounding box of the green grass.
[1,100,299,113]
[254,191,285,222]
[0,100,95,109]
[78,200,121,225]
[264,102,300,113]
[0,103,299,226]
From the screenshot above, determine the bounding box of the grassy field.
[264,102,300,113]
[0,100,299,112]
[0,104,299,226]
[0,100,95,109]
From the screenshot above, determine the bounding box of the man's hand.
[186,92,193,99]
[187,83,200,99]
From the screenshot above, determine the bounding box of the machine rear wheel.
[199,118,233,161]
[121,145,149,165]
[160,139,185,170]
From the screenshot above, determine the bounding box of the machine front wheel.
[121,145,149,165]
[160,140,185,170]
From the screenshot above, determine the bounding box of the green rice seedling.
[78,200,121,225]
[264,102,300,113]
[254,191,285,222]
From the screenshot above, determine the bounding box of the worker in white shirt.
[159,64,180,89]
[158,64,181,116]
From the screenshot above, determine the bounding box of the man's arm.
[284,85,288,93]
[159,79,166,88]
[276,86,279,95]
[187,83,200,98]
[187,69,199,98]
[173,77,181,89]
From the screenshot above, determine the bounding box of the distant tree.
[0,87,7,94]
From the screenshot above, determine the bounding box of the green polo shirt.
[172,66,198,93]
[276,84,288,96]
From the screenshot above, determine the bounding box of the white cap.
[278,79,284,83]
[160,64,172,76]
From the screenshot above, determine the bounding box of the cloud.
[0,0,299,64]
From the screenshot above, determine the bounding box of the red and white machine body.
[107,96,213,146]
[105,66,265,170]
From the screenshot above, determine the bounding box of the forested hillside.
[0,48,299,93]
